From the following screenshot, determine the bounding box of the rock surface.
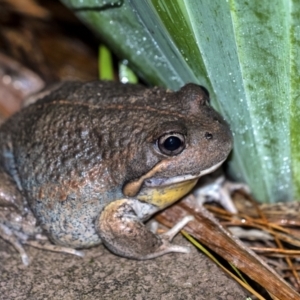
[0,234,248,300]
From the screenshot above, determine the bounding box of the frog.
[0,80,233,265]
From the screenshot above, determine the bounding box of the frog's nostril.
[205,132,213,140]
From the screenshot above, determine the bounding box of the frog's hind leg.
[0,219,85,265]
[96,199,193,260]
[0,166,33,264]
[0,161,84,264]
[0,165,24,210]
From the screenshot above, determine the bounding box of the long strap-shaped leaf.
[62,0,300,204]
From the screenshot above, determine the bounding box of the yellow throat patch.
[136,178,198,209]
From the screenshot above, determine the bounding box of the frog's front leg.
[97,199,193,259]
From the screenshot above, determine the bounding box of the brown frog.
[0,81,232,265]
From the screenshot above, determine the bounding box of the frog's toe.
[24,240,85,257]
[158,242,191,255]
[141,239,191,260]
[0,223,30,266]
[161,215,194,241]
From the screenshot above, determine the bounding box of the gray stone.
[0,235,248,300]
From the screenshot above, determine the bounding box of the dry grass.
[156,192,300,299]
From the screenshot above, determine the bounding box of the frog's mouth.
[123,159,225,209]
[143,159,225,188]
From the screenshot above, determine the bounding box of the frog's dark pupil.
[164,136,182,151]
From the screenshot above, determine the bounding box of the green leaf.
[99,44,114,80]
[118,60,138,84]
[61,0,300,203]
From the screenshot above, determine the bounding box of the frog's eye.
[157,133,185,156]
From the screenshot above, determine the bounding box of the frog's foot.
[97,199,193,260]
[0,223,30,265]
[193,175,250,214]
[24,240,84,257]
[0,224,84,265]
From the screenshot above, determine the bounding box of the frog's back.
[0,82,141,190]
[0,80,182,183]
[35,80,164,107]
